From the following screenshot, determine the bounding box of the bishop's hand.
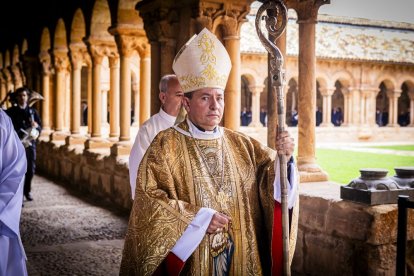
[276,130,294,161]
[207,212,231,234]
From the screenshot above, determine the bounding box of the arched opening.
[316,81,323,126]
[376,82,390,126]
[286,78,298,126]
[398,82,411,126]
[240,75,252,126]
[260,77,268,127]
[131,70,139,126]
[332,80,345,126]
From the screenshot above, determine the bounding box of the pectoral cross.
[216,190,230,211]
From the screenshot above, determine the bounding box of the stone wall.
[36,139,414,274]
[37,139,132,211]
[294,182,414,275]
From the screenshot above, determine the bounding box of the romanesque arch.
[71,9,86,44]
[376,80,394,126]
[286,78,298,126]
[91,0,113,38]
[398,80,414,126]
[117,0,142,25]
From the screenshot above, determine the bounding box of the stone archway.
[240,75,252,126]
[376,82,391,126]
[286,78,298,126]
[398,81,413,126]
[332,80,345,126]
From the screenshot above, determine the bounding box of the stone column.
[3,69,13,94]
[109,56,120,140]
[320,88,334,127]
[87,66,92,134]
[344,92,352,126]
[84,43,116,149]
[132,83,140,126]
[359,91,367,125]
[248,85,264,127]
[408,89,414,127]
[150,41,161,115]
[101,89,108,125]
[70,51,82,135]
[51,51,70,141]
[39,52,51,134]
[11,65,23,89]
[0,75,6,107]
[139,44,151,125]
[290,0,328,181]
[222,15,242,130]
[387,90,401,127]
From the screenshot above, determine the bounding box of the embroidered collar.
[173,118,223,140]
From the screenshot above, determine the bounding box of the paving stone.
[21,175,129,275]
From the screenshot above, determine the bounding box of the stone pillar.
[139,45,151,125]
[51,51,70,140]
[150,41,161,115]
[408,89,414,127]
[387,90,401,127]
[0,76,6,107]
[290,0,328,181]
[248,85,264,127]
[109,56,120,140]
[87,66,92,134]
[320,88,334,127]
[132,84,139,126]
[11,65,23,89]
[3,69,13,94]
[342,88,353,126]
[70,52,82,135]
[85,43,116,149]
[39,52,51,133]
[222,15,242,130]
[359,91,367,125]
[101,89,108,125]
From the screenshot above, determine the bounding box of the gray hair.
[159,74,178,93]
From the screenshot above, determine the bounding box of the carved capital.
[287,0,329,23]
[53,51,70,72]
[39,51,52,75]
[115,35,140,57]
[88,43,118,65]
[138,5,179,43]
[137,41,151,58]
[408,89,414,101]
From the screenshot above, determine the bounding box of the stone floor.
[20,175,129,276]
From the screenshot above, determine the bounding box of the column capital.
[2,68,12,81]
[408,89,414,100]
[39,51,52,75]
[69,43,89,70]
[137,41,151,59]
[114,33,141,57]
[88,42,118,65]
[287,0,329,23]
[386,89,402,98]
[320,87,334,97]
[53,51,70,72]
[248,85,265,94]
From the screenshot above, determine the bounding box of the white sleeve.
[128,126,151,200]
[273,157,298,209]
[170,207,216,261]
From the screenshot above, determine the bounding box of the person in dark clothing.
[6,87,42,201]
[316,107,322,126]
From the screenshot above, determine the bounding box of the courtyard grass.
[315,149,414,185]
[368,145,414,151]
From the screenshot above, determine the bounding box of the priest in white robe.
[129,74,184,199]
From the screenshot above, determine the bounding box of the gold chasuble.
[120,120,298,275]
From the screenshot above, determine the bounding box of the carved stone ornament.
[341,168,414,205]
[391,167,414,188]
[347,169,399,190]
[39,51,51,75]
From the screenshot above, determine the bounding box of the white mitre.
[172,28,232,93]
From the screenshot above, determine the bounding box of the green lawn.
[368,145,414,151]
[315,149,414,185]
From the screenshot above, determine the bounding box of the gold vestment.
[120,121,298,275]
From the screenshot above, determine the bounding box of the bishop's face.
[183,88,224,131]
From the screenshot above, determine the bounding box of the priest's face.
[184,88,224,131]
[160,78,184,117]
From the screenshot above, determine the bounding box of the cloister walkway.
[21,174,128,275]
